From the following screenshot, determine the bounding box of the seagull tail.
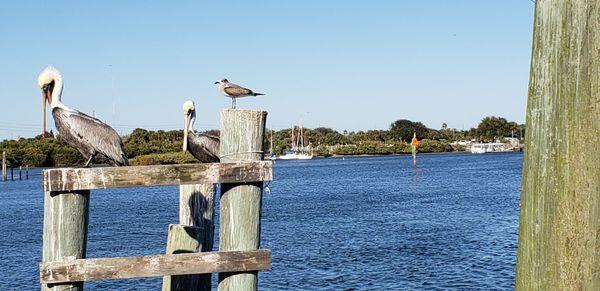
[253,92,265,96]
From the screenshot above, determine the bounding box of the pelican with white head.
[37,66,128,166]
[181,100,220,163]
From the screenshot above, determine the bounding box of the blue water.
[0,153,522,290]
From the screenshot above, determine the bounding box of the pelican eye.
[42,81,54,91]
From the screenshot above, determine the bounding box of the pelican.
[38,66,128,167]
[182,100,220,163]
[214,79,264,109]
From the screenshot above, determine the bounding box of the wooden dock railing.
[40,109,271,291]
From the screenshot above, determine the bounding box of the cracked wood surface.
[219,109,267,291]
[40,250,271,284]
[515,1,600,290]
[42,161,272,192]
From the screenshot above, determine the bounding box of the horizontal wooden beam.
[40,250,271,284]
[43,161,272,192]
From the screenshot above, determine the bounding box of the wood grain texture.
[42,161,272,192]
[218,109,267,291]
[40,250,271,284]
[162,224,203,291]
[41,190,90,291]
[515,1,600,290]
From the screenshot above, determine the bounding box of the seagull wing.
[223,83,253,97]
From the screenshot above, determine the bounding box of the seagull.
[214,79,264,109]
[182,100,220,163]
[38,66,128,167]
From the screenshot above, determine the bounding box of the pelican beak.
[183,112,191,151]
[41,85,52,137]
[42,91,46,137]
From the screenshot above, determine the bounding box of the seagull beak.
[183,112,191,151]
[214,81,219,84]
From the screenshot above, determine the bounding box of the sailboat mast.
[270,127,273,152]
[291,125,295,150]
[300,120,304,148]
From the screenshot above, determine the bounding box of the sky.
[0,1,535,140]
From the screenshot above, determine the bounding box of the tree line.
[0,116,523,167]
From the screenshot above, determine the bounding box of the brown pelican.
[182,100,220,163]
[214,79,264,109]
[38,66,128,167]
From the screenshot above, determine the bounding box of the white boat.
[470,142,513,154]
[278,151,313,160]
[278,121,313,160]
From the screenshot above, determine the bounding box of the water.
[0,153,522,290]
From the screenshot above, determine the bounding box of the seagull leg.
[231,98,237,109]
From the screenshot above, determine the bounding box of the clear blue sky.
[0,1,534,140]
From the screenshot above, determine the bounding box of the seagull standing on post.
[214,79,264,109]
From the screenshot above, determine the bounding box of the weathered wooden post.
[162,183,215,291]
[41,190,90,291]
[26,165,29,179]
[2,151,6,182]
[515,1,600,290]
[19,166,22,180]
[39,161,272,288]
[218,109,267,291]
[179,184,215,255]
[11,166,14,180]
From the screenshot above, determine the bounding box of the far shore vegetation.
[0,116,523,167]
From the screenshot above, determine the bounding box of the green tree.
[476,116,512,141]
[389,119,429,142]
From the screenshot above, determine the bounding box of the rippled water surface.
[0,153,522,290]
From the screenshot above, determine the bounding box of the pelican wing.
[223,84,253,97]
[188,132,220,163]
[54,108,128,166]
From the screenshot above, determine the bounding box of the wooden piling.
[10,166,13,181]
[41,190,90,291]
[39,161,272,288]
[26,165,29,179]
[515,1,600,290]
[163,183,216,290]
[179,184,215,253]
[162,224,203,291]
[2,151,5,182]
[218,109,267,291]
[19,166,22,180]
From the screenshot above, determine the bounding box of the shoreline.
[3,151,524,169]
[308,150,523,159]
